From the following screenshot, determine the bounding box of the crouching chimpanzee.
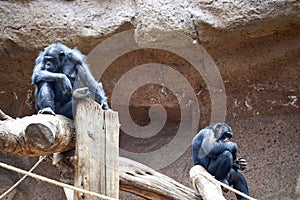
[32,42,109,119]
[192,123,249,200]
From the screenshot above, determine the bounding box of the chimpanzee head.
[212,123,233,141]
[41,43,70,73]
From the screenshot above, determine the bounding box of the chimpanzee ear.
[59,51,65,58]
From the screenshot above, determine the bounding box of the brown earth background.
[0,1,299,200]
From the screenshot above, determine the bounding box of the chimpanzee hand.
[60,74,72,95]
[95,83,109,110]
[233,157,247,170]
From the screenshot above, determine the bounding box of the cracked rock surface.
[0,0,299,199]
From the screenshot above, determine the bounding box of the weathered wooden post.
[190,165,225,200]
[74,99,119,200]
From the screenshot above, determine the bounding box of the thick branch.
[119,157,201,200]
[0,110,75,156]
[53,155,201,200]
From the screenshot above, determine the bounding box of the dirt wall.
[0,0,299,199]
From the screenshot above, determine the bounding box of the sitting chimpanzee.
[192,123,249,200]
[32,42,109,119]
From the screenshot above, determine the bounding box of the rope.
[0,161,117,200]
[0,156,46,199]
[197,171,257,200]
[0,157,255,200]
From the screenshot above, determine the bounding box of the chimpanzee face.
[43,46,66,73]
[220,132,233,142]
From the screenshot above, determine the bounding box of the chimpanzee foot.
[220,178,229,193]
[72,87,91,99]
[38,107,55,115]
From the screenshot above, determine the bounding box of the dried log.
[0,110,75,156]
[119,157,201,200]
[55,155,201,200]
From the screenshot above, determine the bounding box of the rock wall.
[0,0,299,199]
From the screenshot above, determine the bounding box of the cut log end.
[25,123,55,150]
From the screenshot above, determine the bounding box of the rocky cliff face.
[0,0,299,199]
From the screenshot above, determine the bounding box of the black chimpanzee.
[192,123,249,200]
[32,42,109,119]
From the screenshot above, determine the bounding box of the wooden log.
[0,110,75,156]
[52,155,201,200]
[0,109,200,199]
[119,157,201,200]
[74,99,119,200]
[189,165,225,200]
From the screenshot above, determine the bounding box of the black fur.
[192,123,249,199]
[32,42,109,119]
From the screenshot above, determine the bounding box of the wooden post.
[190,165,225,200]
[74,99,119,200]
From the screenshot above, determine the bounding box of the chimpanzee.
[32,42,109,119]
[192,123,249,200]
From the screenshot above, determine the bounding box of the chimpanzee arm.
[32,63,72,96]
[207,140,238,158]
[32,53,72,87]
[194,129,237,158]
[32,64,68,83]
[74,63,109,110]
[68,49,109,110]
